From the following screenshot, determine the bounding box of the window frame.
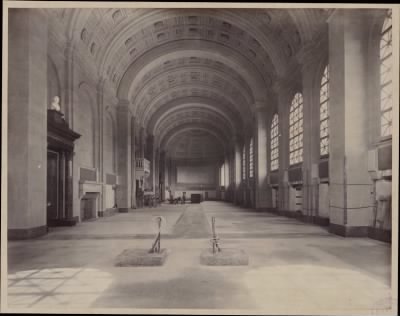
[289,92,304,166]
[270,114,279,171]
[379,9,393,138]
[249,137,254,178]
[242,145,246,180]
[320,65,330,157]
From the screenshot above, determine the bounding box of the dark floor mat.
[172,205,211,238]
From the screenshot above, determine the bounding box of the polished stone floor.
[6,202,395,314]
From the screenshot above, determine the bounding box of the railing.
[135,158,150,174]
[143,159,150,173]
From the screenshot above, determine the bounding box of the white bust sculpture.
[50,96,61,112]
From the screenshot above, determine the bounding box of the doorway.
[47,150,59,224]
[80,193,97,221]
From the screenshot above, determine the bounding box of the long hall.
[4,3,397,315]
[8,202,391,312]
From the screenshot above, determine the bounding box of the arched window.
[270,114,279,171]
[229,158,234,185]
[380,9,392,137]
[289,93,304,165]
[242,145,246,180]
[220,163,225,187]
[320,65,329,156]
[249,138,254,178]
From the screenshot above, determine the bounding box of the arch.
[138,83,251,125]
[130,63,254,109]
[95,9,286,78]
[158,116,230,144]
[159,122,229,150]
[117,41,268,104]
[167,130,225,160]
[153,106,235,138]
[136,82,249,124]
[146,96,242,134]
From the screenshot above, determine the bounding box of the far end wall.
[167,158,221,201]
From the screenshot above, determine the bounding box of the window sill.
[289,162,303,169]
[376,136,392,146]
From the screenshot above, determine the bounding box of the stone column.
[97,79,105,215]
[130,116,136,208]
[254,103,272,210]
[224,152,230,201]
[159,150,166,201]
[140,127,145,158]
[274,80,292,212]
[145,134,155,192]
[154,146,160,196]
[165,154,170,194]
[116,99,132,212]
[328,10,374,236]
[245,131,251,207]
[297,43,325,220]
[8,9,48,239]
[234,136,242,205]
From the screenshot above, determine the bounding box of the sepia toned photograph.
[1,1,399,315]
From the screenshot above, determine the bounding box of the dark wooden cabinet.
[191,194,201,204]
[47,109,80,226]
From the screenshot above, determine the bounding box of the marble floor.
[6,202,396,315]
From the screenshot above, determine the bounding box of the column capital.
[296,42,318,71]
[272,75,297,96]
[232,134,243,146]
[296,33,328,75]
[255,105,268,114]
[254,101,268,113]
[117,98,130,107]
[116,99,132,115]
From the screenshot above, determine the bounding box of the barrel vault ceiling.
[49,8,331,159]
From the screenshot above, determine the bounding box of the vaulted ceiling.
[51,8,331,159]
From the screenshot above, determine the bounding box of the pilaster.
[8,9,49,238]
[328,9,374,236]
[116,99,132,212]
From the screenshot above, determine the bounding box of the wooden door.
[81,198,95,221]
[47,151,59,222]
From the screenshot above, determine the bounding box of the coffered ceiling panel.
[48,8,331,153]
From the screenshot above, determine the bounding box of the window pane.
[320,65,330,156]
[249,138,254,178]
[242,146,246,180]
[380,10,393,137]
[270,114,279,170]
[289,93,303,165]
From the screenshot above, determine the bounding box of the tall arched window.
[380,9,392,137]
[289,93,304,165]
[320,65,330,156]
[270,114,279,171]
[229,158,234,185]
[242,145,246,180]
[249,138,254,178]
[220,163,225,187]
